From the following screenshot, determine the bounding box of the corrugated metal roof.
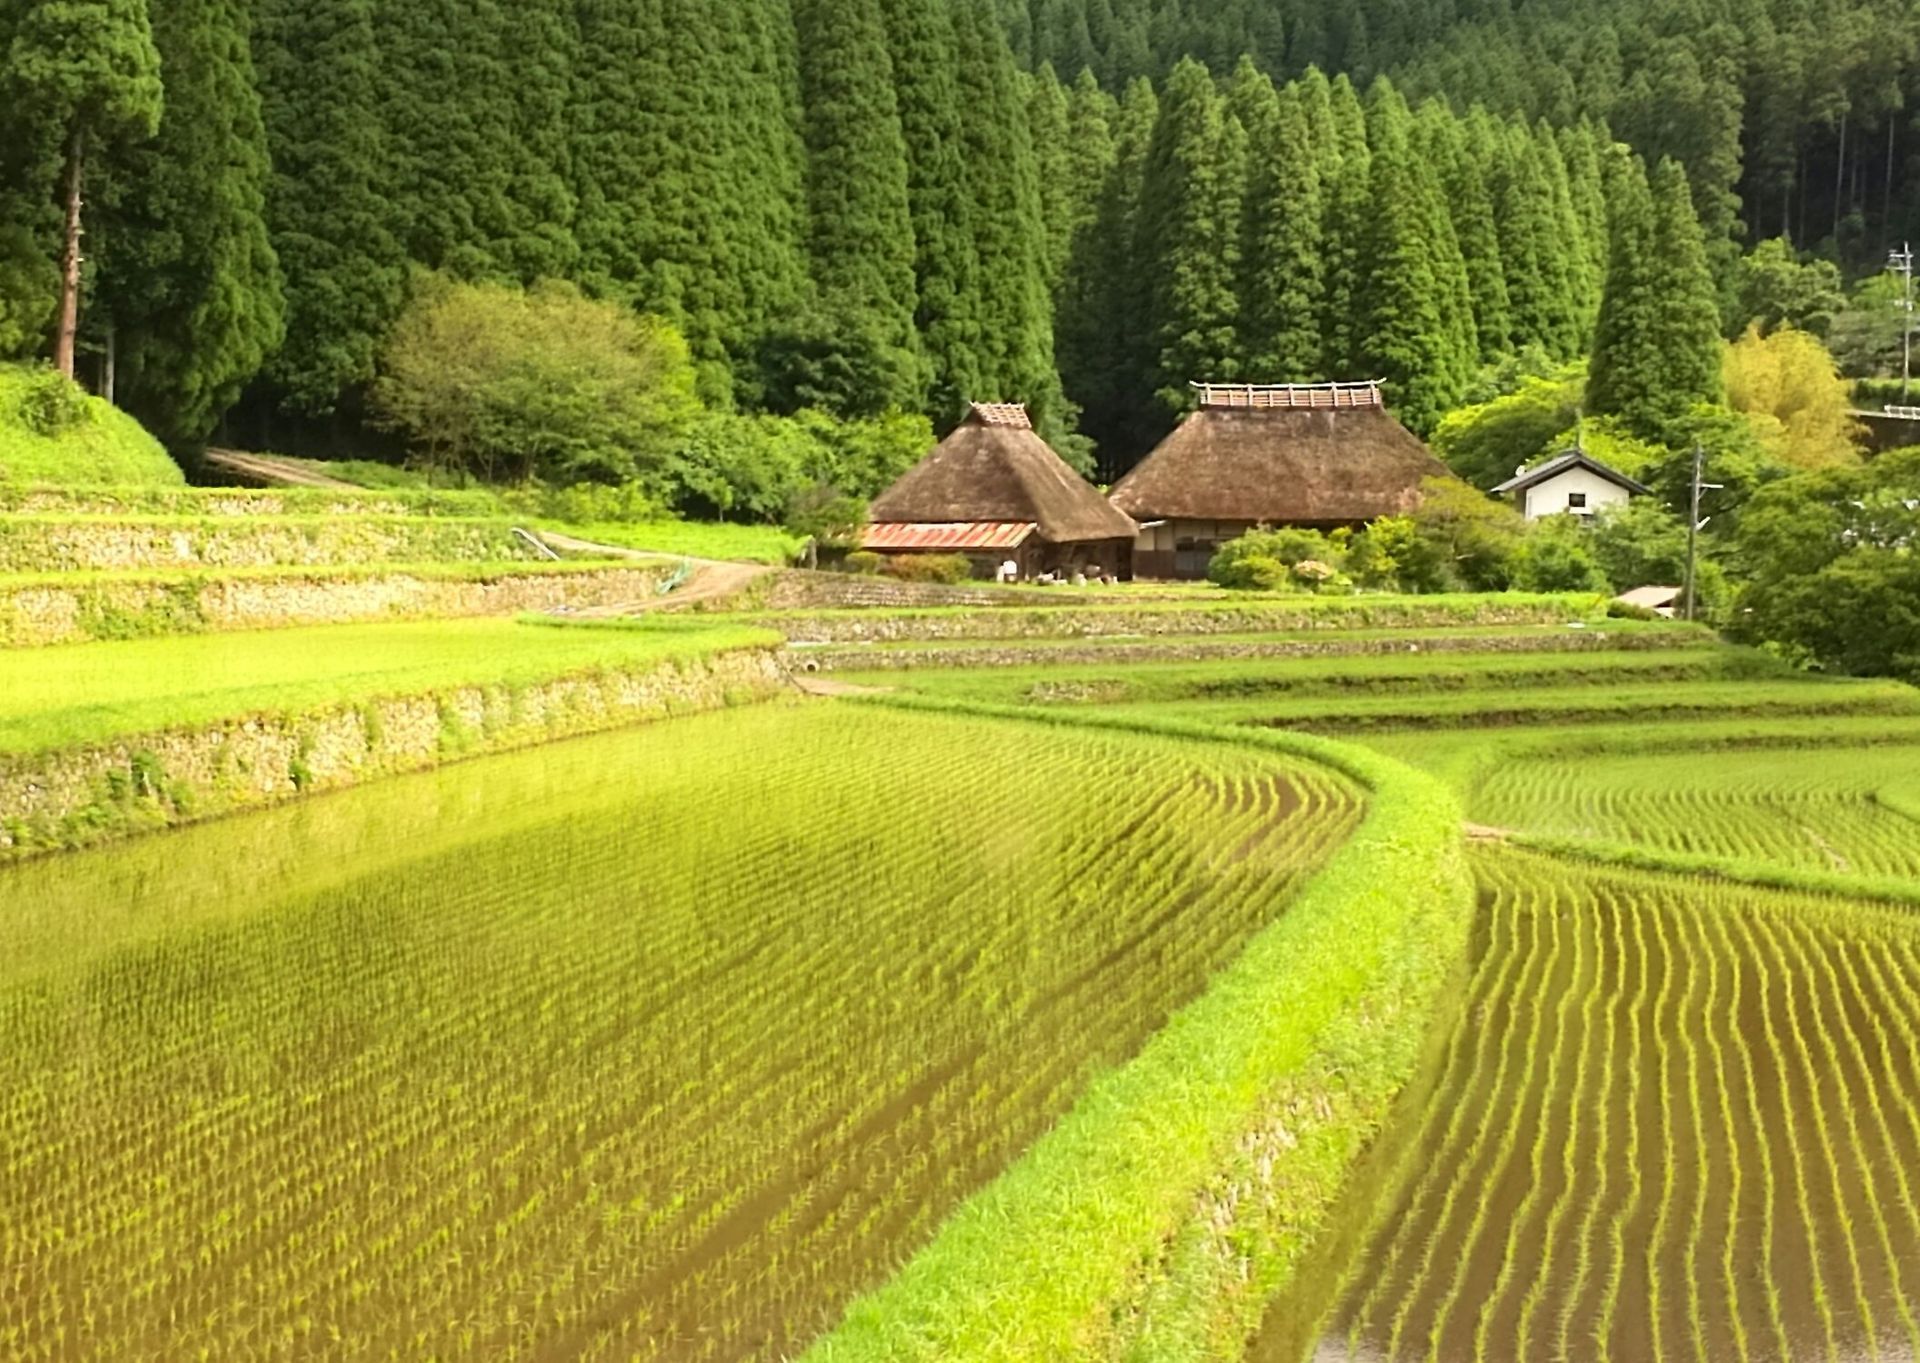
[863,521,1037,551]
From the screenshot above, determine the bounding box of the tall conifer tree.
[252,0,403,414]
[880,0,982,420]
[1422,102,1511,362]
[952,0,1063,428]
[99,0,283,440]
[1587,152,1665,434]
[795,0,923,410]
[6,0,162,378]
[1028,64,1076,292]
[1058,76,1155,470]
[1137,58,1244,407]
[1354,83,1472,432]
[1319,74,1372,376]
[1242,83,1324,380]
[1648,156,1724,411]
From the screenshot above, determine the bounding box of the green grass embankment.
[0,483,501,518]
[806,700,1472,1362]
[535,518,800,564]
[0,513,551,572]
[0,366,182,488]
[0,617,778,755]
[847,646,1779,706]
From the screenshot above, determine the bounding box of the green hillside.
[0,366,182,488]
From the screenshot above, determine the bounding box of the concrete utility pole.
[1891,241,1915,402]
[1683,442,1724,624]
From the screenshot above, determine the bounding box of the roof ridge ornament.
[1189,380,1385,410]
[966,401,1033,429]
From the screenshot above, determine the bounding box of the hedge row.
[804,700,1473,1362]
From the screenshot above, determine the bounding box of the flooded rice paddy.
[1259,847,1920,1363]
[0,703,1357,1361]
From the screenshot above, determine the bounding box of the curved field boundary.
[1511,834,1920,911]
[0,631,783,859]
[804,698,1473,1362]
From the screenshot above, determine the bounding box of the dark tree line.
[0,0,1911,477]
[1001,0,1920,276]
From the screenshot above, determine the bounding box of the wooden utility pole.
[1892,241,1915,403]
[54,127,86,381]
[1683,442,1724,624]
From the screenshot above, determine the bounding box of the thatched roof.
[1110,385,1452,524]
[871,404,1137,544]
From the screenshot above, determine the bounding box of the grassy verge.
[0,366,184,487]
[804,699,1472,1362]
[537,518,801,564]
[0,617,779,755]
[845,646,1783,706]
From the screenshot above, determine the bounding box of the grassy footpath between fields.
[804,699,1473,1363]
[0,619,785,857]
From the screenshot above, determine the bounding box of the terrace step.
[0,484,500,519]
[799,625,1715,672]
[0,513,546,573]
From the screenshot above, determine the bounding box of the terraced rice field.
[1471,745,1920,879]
[1279,848,1920,1363]
[0,703,1357,1362]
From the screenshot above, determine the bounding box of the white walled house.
[1494,450,1649,520]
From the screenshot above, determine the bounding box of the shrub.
[1606,599,1663,621]
[1508,517,1611,594]
[1208,528,1342,592]
[842,551,883,576]
[16,366,90,437]
[372,274,700,485]
[883,553,973,584]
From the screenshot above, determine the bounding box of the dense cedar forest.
[2,0,1918,473]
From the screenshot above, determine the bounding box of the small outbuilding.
[865,403,1138,580]
[1495,448,1649,520]
[1109,382,1453,579]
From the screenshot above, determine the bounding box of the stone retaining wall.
[790,626,1717,672]
[0,646,784,860]
[0,516,535,572]
[0,565,670,647]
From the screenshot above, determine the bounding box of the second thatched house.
[865,403,1137,580]
[1110,382,1453,578]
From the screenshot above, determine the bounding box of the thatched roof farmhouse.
[1110,382,1453,578]
[866,403,1137,579]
